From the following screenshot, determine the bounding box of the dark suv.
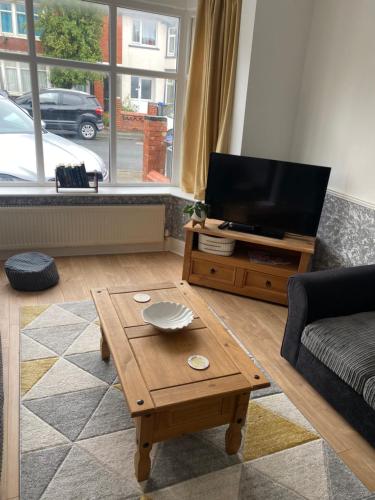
[15,89,104,140]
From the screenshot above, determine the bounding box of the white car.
[0,95,108,182]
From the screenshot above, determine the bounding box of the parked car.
[0,95,108,181]
[15,88,104,140]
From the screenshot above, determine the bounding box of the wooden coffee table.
[91,281,269,481]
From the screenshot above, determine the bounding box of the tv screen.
[205,153,331,237]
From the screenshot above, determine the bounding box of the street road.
[71,131,143,172]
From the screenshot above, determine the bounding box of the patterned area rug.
[20,301,374,500]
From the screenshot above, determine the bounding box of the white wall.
[235,0,375,205]
[240,0,314,160]
[291,0,375,205]
[229,0,257,155]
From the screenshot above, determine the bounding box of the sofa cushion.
[364,377,375,410]
[301,311,375,395]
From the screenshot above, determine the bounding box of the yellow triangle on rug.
[21,357,58,396]
[20,305,49,329]
[243,400,319,461]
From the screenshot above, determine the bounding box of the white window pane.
[38,70,48,89]
[165,80,175,104]
[130,76,139,99]
[0,65,38,182]
[1,60,31,97]
[19,63,31,93]
[0,1,27,53]
[118,8,179,72]
[34,64,109,182]
[142,20,156,46]
[20,69,31,93]
[132,19,140,43]
[16,11,27,35]
[141,79,152,100]
[5,67,18,93]
[0,2,182,186]
[116,75,175,183]
[168,35,176,56]
[1,11,12,32]
[35,1,109,64]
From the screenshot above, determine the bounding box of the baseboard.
[0,242,165,260]
[0,239,186,260]
[165,237,185,256]
[327,188,375,210]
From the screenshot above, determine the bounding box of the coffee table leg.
[225,392,250,454]
[100,328,110,361]
[134,414,154,482]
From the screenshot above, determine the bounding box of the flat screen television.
[205,153,331,238]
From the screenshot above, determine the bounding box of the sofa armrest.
[280,264,375,366]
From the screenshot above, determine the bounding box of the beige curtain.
[181,0,242,200]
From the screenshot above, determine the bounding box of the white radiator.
[0,205,165,254]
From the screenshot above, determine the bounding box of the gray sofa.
[281,265,375,446]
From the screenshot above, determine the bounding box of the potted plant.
[183,201,209,228]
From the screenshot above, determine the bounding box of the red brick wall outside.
[115,98,144,133]
[94,81,104,108]
[143,116,167,181]
[0,36,41,54]
[94,15,122,108]
[147,102,158,116]
[103,97,167,136]
[99,15,122,64]
[119,111,146,132]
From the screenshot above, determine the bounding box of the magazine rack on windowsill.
[55,172,99,193]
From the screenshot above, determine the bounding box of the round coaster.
[133,293,151,303]
[188,355,210,370]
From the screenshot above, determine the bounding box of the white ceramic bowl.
[142,301,194,332]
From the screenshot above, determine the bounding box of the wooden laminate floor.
[1,252,374,499]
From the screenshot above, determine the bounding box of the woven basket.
[198,233,235,256]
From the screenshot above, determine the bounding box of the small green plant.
[122,96,138,112]
[183,201,209,218]
[102,113,109,128]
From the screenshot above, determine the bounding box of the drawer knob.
[266,280,272,288]
[210,268,216,274]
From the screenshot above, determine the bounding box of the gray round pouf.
[4,252,59,291]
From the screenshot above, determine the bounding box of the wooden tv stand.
[182,219,316,305]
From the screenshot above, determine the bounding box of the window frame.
[166,26,176,57]
[0,2,14,34]
[0,0,194,188]
[16,3,26,35]
[131,17,157,48]
[0,2,39,38]
[130,75,153,100]
[0,59,44,95]
[164,78,175,105]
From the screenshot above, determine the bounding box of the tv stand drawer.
[191,259,235,284]
[243,271,287,293]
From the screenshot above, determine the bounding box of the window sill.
[0,185,194,201]
[128,43,160,50]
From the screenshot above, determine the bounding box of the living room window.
[167,27,176,57]
[132,18,157,47]
[165,79,175,105]
[0,0,190,186]
[131,76,153,100]
[0,1,39,37]
[0,59,47,95]
[15,3,25,34]
[0,3,13,34]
